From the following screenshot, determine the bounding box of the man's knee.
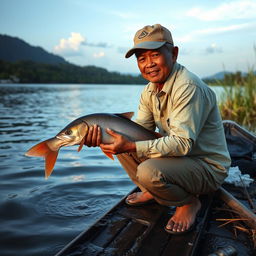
[137,159,163,187]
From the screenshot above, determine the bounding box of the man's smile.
[146,69,160,76]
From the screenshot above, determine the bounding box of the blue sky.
[1,0,256,77]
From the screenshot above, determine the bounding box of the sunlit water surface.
[0,83,223,256]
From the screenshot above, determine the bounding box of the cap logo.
[138,30,148,39]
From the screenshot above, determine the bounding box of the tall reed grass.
[219,69,256,132]
[218,63,256,132]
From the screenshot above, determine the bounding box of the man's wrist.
[126,141,136,152]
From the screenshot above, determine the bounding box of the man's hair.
[163,43,173,52]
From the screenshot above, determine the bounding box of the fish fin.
[101,149,114,160]
[77,136,85,152]
[45,151,59,179]
[25,140,51,157]
[116,112,134,120]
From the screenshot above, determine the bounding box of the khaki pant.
[117,153,222,207]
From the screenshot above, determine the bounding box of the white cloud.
[54,32,85,55]
[187,0,256,21]
[176,22,255,43]
[195,22,255,36]
[93,51,105,58]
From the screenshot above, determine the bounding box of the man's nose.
[145,57,155,68]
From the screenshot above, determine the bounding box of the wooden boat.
[55,121,256,256]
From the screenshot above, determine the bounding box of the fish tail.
[45,150,59,179]
[25,140,59,179]
[25,140,51,157]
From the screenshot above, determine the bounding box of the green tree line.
[0,60,147,84]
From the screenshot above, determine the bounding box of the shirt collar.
[162,62,181,94]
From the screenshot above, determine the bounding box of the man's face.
[136,46,178,85]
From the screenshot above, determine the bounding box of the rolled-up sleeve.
[135,83,210,159]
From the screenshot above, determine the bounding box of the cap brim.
[125,41,166,58]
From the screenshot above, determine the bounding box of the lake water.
[0,83,223,256]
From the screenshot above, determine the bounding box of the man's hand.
[84,124,101,147]
[100,128,136,155]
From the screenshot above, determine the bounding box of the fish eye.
[65,129,73,135]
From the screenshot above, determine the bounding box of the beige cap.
[125,24,174,58]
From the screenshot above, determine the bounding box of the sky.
[0,0,256,78]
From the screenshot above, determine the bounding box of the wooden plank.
[136,210,171,256]
[106,219,148,254]
[90,215,130,248]
[55,190,214,256]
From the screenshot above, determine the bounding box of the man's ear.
[172,46,179,62]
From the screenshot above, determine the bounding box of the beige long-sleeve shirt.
[135,63,231,180]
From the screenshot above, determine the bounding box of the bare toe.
[166,219,175,231]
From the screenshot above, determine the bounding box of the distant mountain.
[0,34,146,84]
[203,71,232,81]
[203,71,248,81]
[0,34,67,64]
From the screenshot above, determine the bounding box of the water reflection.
[0,83,141,256]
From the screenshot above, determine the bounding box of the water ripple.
[0,83,142,256]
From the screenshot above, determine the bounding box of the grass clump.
[218,68,256,132]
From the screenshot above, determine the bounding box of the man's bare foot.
[126,191,154,205]
[165,197,201,233]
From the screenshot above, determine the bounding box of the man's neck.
[156,83,164,92]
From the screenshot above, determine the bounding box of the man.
[85,24,231,234]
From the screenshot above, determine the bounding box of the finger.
[100,149,115,155]
[85,126,94,147]
[91,125,98,146]
[100,144,117,155]
[106,128,120,137]
[96,126,101,146]
[100,143,113,151]
[102,150,116,155]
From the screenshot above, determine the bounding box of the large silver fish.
[25,112,160,179]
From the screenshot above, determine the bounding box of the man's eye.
[138,58,145,62]
[65,129,73,135]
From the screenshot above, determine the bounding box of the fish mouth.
[56,135,71,141]
[55,135,79,147]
